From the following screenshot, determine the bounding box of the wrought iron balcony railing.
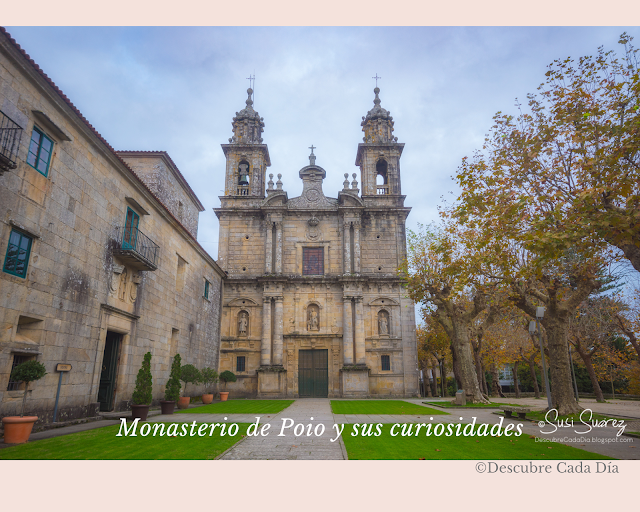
[0,111,23,174]
[113,225,159,271]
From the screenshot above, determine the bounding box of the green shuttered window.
[3,229,33,278]
[27,127,53,177]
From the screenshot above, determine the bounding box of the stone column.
[261,296,272,365]
[275,221,283,274]
[353,220,361,273]
[273,296,284,365]
[354,297,366,364]
[265,219,273,273]
[343,221,351,274]
[342,298,354,365]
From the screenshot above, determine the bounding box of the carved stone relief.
[110,264,141,305]
[306,215,322,241]
[110,264,124,295]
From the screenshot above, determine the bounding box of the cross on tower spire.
[246,74,255,90]
[309,144,316,165]
[372,73,381,87]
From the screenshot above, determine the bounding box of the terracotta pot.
[2,416,38,444]
[219,391,229,402]
[160,400,175,414]
[202,394,214,404]
[131,404,150,421]
[177,397,190,409]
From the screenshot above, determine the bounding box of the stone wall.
[0,31,225,426]
[119,153,202,239]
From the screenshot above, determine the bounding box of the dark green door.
[298,349,328,397]
[98,331,121,411]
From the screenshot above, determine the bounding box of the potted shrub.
[200,367,219,404]
[218,370,237,402]
[131,352,153,420]
[178,364,201,409]
[1,360,47,444]
[161,354,181,414]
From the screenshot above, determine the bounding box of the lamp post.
[529,306,552,410]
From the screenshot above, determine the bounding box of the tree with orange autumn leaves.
[404,222,505,403]
[444,38,640,414]
[406,36,640,414]
[416,311,450,397]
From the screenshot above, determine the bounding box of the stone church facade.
[216,87,419,398]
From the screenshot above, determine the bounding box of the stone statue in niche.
[238,311,249,336]
[307,305,320,331]
[378,310,390,336]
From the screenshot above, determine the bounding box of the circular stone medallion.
[306,189,320,202]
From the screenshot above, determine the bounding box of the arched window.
[376,159,388,195]
[237,161,250,195]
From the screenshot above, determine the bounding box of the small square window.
[7,355,30,391]
[381,355,391,372]
[3,229,33,278]
[204,279,210,299]
[236,356,246,372]
[26,127,53,177]
[302,247,324,275]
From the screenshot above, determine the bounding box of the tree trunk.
[450,343,462,390]
[472,343,486,396]
[528,357,540,399]
[491,365,505,398]
[20,382,29,418]
[574,344,605,403]
[429,360,438,397]
[480,359,489,396]
[435,316,486,402]
[543,318,582,415]
[424,361,432,397]
[437,358,446,396]
[615,315,640,360]
[612,240,640,276]
[512,362,521,399]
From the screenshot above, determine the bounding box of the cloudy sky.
[5,27,639,260]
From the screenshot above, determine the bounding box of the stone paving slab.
[220,398,345,460]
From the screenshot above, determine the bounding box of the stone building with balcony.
[0,28,225,426]
[215,87,419,398]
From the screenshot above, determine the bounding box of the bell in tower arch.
[238,162,250,186]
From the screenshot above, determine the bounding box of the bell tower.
[221,88,271,198]
[355,86,404,203]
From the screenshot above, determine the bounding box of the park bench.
[500,406,533,420]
